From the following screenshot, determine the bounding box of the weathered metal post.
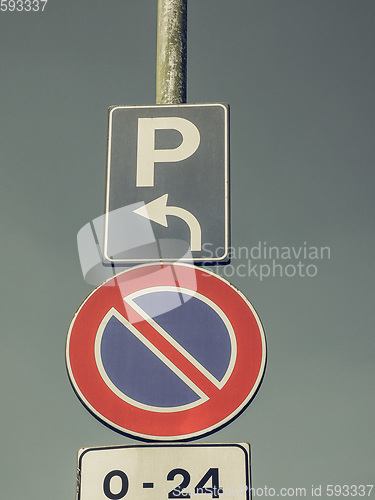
[156,0,187,104]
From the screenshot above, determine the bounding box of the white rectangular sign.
[76,443,251,500]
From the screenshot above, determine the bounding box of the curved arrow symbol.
[134,194,202,251]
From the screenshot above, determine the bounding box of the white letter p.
[136,117,200,187]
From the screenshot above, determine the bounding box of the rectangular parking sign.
[104,103,229,265]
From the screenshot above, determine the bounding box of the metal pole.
[156,0,187,104]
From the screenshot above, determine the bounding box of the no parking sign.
[66,264,266,441]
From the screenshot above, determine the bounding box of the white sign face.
[77,443,250,500]
[104,104,230,265]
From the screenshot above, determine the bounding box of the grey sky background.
[1,1,374,499]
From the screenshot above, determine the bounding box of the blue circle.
[100,291,232,408]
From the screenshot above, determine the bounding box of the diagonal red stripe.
[124,304,221,400]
